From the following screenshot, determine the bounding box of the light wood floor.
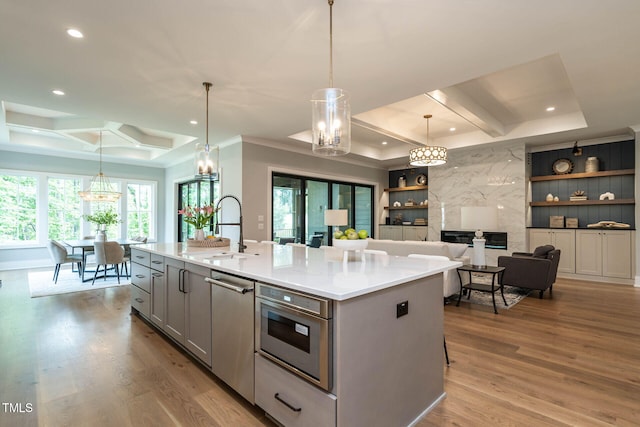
[1,269,639,426]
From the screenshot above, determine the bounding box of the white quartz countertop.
[135,242,461,300]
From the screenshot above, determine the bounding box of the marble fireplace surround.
[427,141,527,266]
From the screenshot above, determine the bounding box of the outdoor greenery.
[84,207,120,228]
[0,175,37,243]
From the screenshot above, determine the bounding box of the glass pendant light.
[195,82,219,180]
[311,0,351,156]
[409,114,447,166]
[78,131,122,202]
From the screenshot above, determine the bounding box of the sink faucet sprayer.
[214,194,246,253]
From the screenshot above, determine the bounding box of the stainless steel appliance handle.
[205,277,254,294]
[274,393,301,412]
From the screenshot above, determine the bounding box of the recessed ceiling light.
[32,129,40,133]
[190,120,198,125]
[546,106,556,112]
[52,89,65,96]
[66,28,84,38]
[381,141,388,145]
[449,127,456,132]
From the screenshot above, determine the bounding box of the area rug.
[448,285,530,310]
[28,268,130,298]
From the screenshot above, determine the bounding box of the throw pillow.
[532,244,555,258]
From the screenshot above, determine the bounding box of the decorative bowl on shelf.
[333,239,368,251]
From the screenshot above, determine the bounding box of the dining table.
[62,238,145,282]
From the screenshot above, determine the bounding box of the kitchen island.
[130,242,460,427]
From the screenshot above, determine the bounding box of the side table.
[456,265,506,314]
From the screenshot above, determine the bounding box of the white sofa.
[367,239,470,298]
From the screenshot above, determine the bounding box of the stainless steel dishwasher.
[205,270,255,403]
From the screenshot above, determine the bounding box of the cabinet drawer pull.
[134,297,144,303]
[135,255,145,259]
[152,260,162,264]
[274,393,301,412]
[136,274,145,279]
[152,272,163,277]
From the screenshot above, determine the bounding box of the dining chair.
[285,242,306,247]
[92,241,125,285]
[46,240,84,283]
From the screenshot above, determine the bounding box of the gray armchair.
[498,245,561,298]
[46,240,83,283]
[92,241,125,285]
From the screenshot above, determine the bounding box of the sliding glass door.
[272,173,374,245]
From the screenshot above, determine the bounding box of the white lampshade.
[461,207,498,236]
[324,209,348,226]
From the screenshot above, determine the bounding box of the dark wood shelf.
[530,169,634,182]
[384,205,428,210]
[530,199,635,207]
[384,185,428,192]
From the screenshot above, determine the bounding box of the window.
[0,174,38,244]
[0,169,158,247]
[48,177,82,240]
[272,173,374,245]
[177,179,219,242]
[126,183,153,239]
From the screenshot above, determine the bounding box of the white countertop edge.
[135,243,462,301]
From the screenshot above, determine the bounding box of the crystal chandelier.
[195,82,219,180]
[311,0,351,156]
[409,114,447,166]
[78,131,122,202]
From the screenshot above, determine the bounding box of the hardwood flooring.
[1,268,639,426]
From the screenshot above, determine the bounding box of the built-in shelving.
[529,169,634,182]
[530,199,634,207]
[383,205,428,210]
[384,185,428,192]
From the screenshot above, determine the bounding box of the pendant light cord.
[203,82,212,153]
[98,131,103,174]
[424,114,432,145]
[328,0,334,88]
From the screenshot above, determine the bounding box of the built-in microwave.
[255,282,333,391]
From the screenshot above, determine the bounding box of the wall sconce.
[572,141,582,156]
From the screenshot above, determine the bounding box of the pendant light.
[78,131,122,202]
[311,0,351,156]
[195,81,219,180]
[409,114,447,166]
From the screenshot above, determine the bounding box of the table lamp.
[324,209,348,238]
[461,206,498,267]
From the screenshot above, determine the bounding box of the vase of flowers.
[84,207,120,241]
[178,204,219,240]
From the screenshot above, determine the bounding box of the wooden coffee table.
[456,265,506,314]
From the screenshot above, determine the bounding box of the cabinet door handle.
[152,272,163,278]
[134,297,144,303]
[274,393,301,412]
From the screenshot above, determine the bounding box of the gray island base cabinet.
[255,274,444,427]
[130,243,456,427]
[165,258,212,367]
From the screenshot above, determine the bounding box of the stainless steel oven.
[255,282,333,391]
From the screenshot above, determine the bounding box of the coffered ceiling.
[1,1,639,169]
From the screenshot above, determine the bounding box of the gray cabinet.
[130,248,151,318]
[164,258,212,366]
[378,225,403,240]
[149,254,165,328]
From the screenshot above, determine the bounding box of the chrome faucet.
[214,194,246,253]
